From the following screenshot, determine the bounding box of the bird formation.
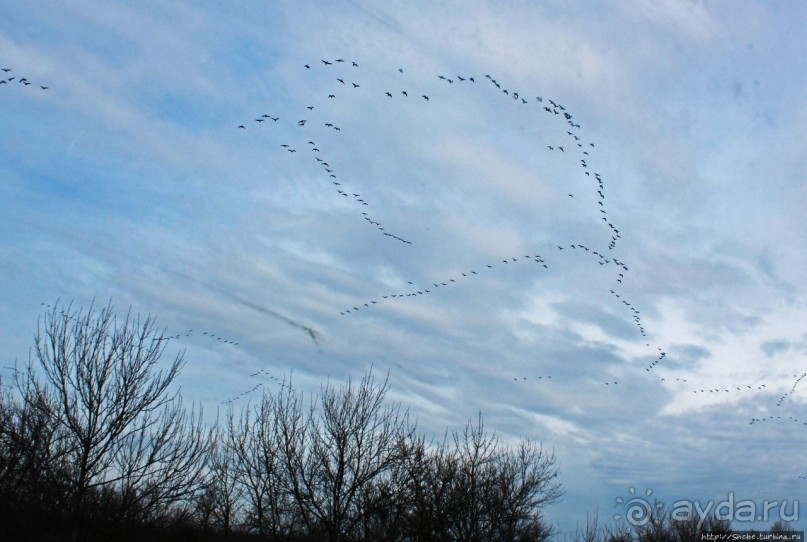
[280,63,635,325]
[220,371,293,405]
[237,59,414,245]
[693,384,767,394]
[296,60,643,391]
[267,61,647,392]
[12,56,801,479]
[745,370,807,478]
[242,56,798,399]
[165,328,240,346]
[32,306,293,408]
[266,58,807,431]
[36,303,241,347]
[645,348,666,371]
[0,68,49,90]
[749,413,804,426]
[513,374,553,381]
[776,372,807,407]
[471,73,621,251]
[239,59,618,252]
[220,382,264,405]
[338,246,643,343]
[747,371,807,479]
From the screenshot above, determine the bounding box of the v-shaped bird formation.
[235,57,659,389]
[230,56,806,468]
[5,53,804,480]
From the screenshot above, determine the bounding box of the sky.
[2,0,807,534]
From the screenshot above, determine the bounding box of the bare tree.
[203,433,245,537]
[112,398,213,522]
[274,371,413,541]
[485,438,562,540]
[23,300,209,540]
[225,397,298,536]
[400,414,561,542]
[630,509,732,542]
[571,512,634,542]
[0,379,71,539]
[451,414,501,541]
[398,431,459,541]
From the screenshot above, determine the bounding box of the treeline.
[0,302,562,542]
[568,511,797,542]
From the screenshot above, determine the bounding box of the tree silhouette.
[1,301,567,541]
[19,300,212,540]
[223,399,299,536]
[275,372,414,541]
[399,414,561,541]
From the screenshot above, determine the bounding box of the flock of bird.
[4,53,805,478]
[33,303,242,347]
[236,59,621,251]
[776,372,807,407]
[162,328,240,346]
[231,57,807,451]
[149,329,297,405]
[235,58,647,389]
[218,369,293,405]
[0,67,48,90]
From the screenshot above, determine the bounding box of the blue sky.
[2,0,807,534]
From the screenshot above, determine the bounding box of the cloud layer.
[2,0,806,533]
